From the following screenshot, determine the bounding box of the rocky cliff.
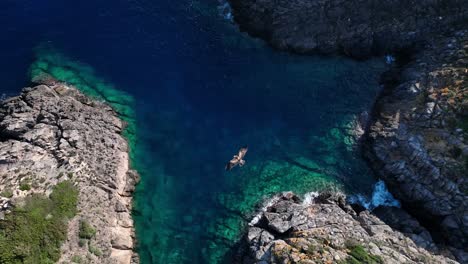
[364,30,468,260]
[227,0,468,58]
[226,0,468,261]
[233,192,457,264]
[0,84,139,263]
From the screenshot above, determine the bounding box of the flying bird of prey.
[225,146,248,171]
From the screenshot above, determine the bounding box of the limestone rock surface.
[0,84,139,264]
[364,30,468,259]
[233,192,459,264]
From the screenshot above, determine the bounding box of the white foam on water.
[302,192,319,206]
[249,195,281,226]
[349,180,400,210]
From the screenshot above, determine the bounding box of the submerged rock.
[233,192,458,263]
[227,0,468,58]
[364,30,468,259]
[0,84,138,263]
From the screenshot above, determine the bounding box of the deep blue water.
[0,1,387,263]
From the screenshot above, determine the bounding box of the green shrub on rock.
[88,244,102,257]
[19,182,31,191]
[50,180,79,218]
[79,238,87,247]
[79,220,96,239]
[71,255,84,263]
[340,244,383,264]
[0,181,79,263]
[0,189,13,198]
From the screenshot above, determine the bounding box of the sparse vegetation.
[50,181,79,218]
[0,189,13,198]
[305,244,316,256]
[340,244,383,264]
[88,244,102,257]
[19,182,31,191]
[0,181,79,263]
[79,220,96,239]
[79,238,87,247]
[71,255,84,263]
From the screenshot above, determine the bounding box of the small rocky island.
[0,84,138,263]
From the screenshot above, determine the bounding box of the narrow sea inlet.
[1,0,386,263]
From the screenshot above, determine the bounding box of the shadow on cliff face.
[362,30,468,262]
[227,0,468,59]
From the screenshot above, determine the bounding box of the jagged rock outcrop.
[0,84,139,263]
[234,192,458,264]
[364,30,467,260]
[227,0,468,58]
[226,0,467,259]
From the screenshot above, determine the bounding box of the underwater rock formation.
[365,30,468,261]
[0,84,138,263]
[233,192,457,263]
[29,48,137,160]
[227,0,468,58]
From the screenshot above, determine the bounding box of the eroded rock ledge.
[0,84,139,263]
[364,30,467,259]
[233,192,457,264]
[227,0,468,58]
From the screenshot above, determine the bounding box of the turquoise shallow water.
[0,0,387,263]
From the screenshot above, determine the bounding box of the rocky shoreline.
[0,1,466,263]
[227,0,468,59]
[227,0,467,263]
[364,29,468,261]
[0,84,139,263]
[232,192,457,263]
[231,34,468,264]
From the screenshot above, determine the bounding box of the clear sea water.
[1,0,388,263]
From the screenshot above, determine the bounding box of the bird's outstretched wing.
[238,146,248,159]
[225,161,235,171]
